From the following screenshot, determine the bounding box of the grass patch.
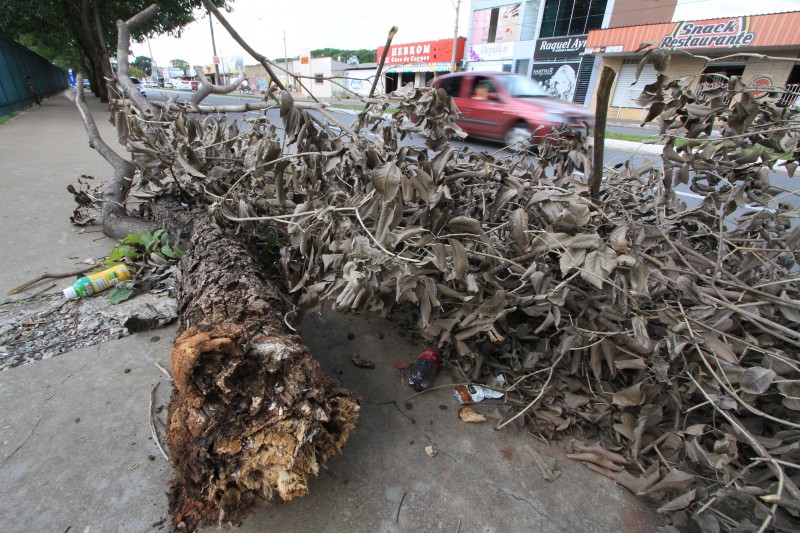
[0,109,26,127]
[604,130,792,159]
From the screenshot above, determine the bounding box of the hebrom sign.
[534,35,587,60]
[377,39,461,66]
[660,17,755,49]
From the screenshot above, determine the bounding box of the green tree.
[0,1,230,102]
[311,48,375,64]
[170,59,190,73]
[132,55,152,76]
[130,66,145,78]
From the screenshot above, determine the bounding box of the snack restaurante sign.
[660,17,755,49]
[585,11,800,54]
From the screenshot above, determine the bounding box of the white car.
[176,80,192,90]
[128,77,147,97]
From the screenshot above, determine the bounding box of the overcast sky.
[130,0,800,69]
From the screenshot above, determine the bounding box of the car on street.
[175,80,193,90]
[82,78,90,89]
[128,76,147,97]
[163,81,173,89]
[430,72,593,147]
[190,80,199,91]
[142,80,158,88]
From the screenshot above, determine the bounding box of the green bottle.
[63,264,131,299]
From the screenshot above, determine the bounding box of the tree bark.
[590,66,616,201]
[167,216,360,531]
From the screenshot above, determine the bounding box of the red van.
[431,72,593,147]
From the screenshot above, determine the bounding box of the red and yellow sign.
[377,38,465,65]
[749,76,773,97]
[586,10,800,53]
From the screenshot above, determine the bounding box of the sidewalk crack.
[1,416,42,465]
[423,433,569,533]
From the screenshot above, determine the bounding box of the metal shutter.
[611,60,658,108]
[573,56,595,105]
[515,59,530,76]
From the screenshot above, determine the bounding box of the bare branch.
[201,0,287,92]
[370,26,397,99]
[187,66,245,107]
[115,4,159,117]
[73,74,160,240]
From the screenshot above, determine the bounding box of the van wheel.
[504,122,533,150]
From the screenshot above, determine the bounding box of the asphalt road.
[143,89,798,218]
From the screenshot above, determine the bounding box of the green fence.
[0,33,69,117]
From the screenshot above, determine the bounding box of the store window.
[520,1,540,41]
[471,3,522,45]
[540,0,608,38]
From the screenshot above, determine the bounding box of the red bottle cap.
[418,349,441,366]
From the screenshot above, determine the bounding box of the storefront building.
[376,38,465,92]
[585,11,800,120]
[466,1,541,75]
[465,0,624,105]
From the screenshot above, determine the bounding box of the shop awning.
[585,11,800,54]
[383,62,453,73]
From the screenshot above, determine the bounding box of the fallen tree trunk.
[167,216,360,531]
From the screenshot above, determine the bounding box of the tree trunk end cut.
[167,217,360,531]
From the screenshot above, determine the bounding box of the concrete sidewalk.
[0,93,664,532]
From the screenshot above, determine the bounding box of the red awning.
[586,11,800,54]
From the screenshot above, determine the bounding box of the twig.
[694,345,800,430]
[496,353,565,430]
[154,362,173,382]
[395,491,406,523]
[688,374,800,521]
[7,264,100,295]
[149,383,169,461]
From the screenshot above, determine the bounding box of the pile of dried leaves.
[77,47,800,531]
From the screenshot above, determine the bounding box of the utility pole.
[209,11,221,84]
[146,36,158,83]
[283,31,289,90]
[450,0,461,72]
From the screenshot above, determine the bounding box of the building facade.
[243,56,350,98]
[585,10,800,119]
[464,0,679,105]
[376,37,466,92]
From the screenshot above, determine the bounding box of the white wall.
[343,68,383,96]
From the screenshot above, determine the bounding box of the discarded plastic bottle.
[408,349,441,392]
[63,264,132,299]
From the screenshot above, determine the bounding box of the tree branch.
[74,72,159,239]
[591,66,615,200]
[186,65,245,107]
[115,4,159,117]
[201,0,289,93]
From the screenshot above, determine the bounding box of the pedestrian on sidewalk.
[25,76,41,106]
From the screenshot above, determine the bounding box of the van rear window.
[436,77,463,98]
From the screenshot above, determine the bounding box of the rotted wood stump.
[167,217,359,531]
